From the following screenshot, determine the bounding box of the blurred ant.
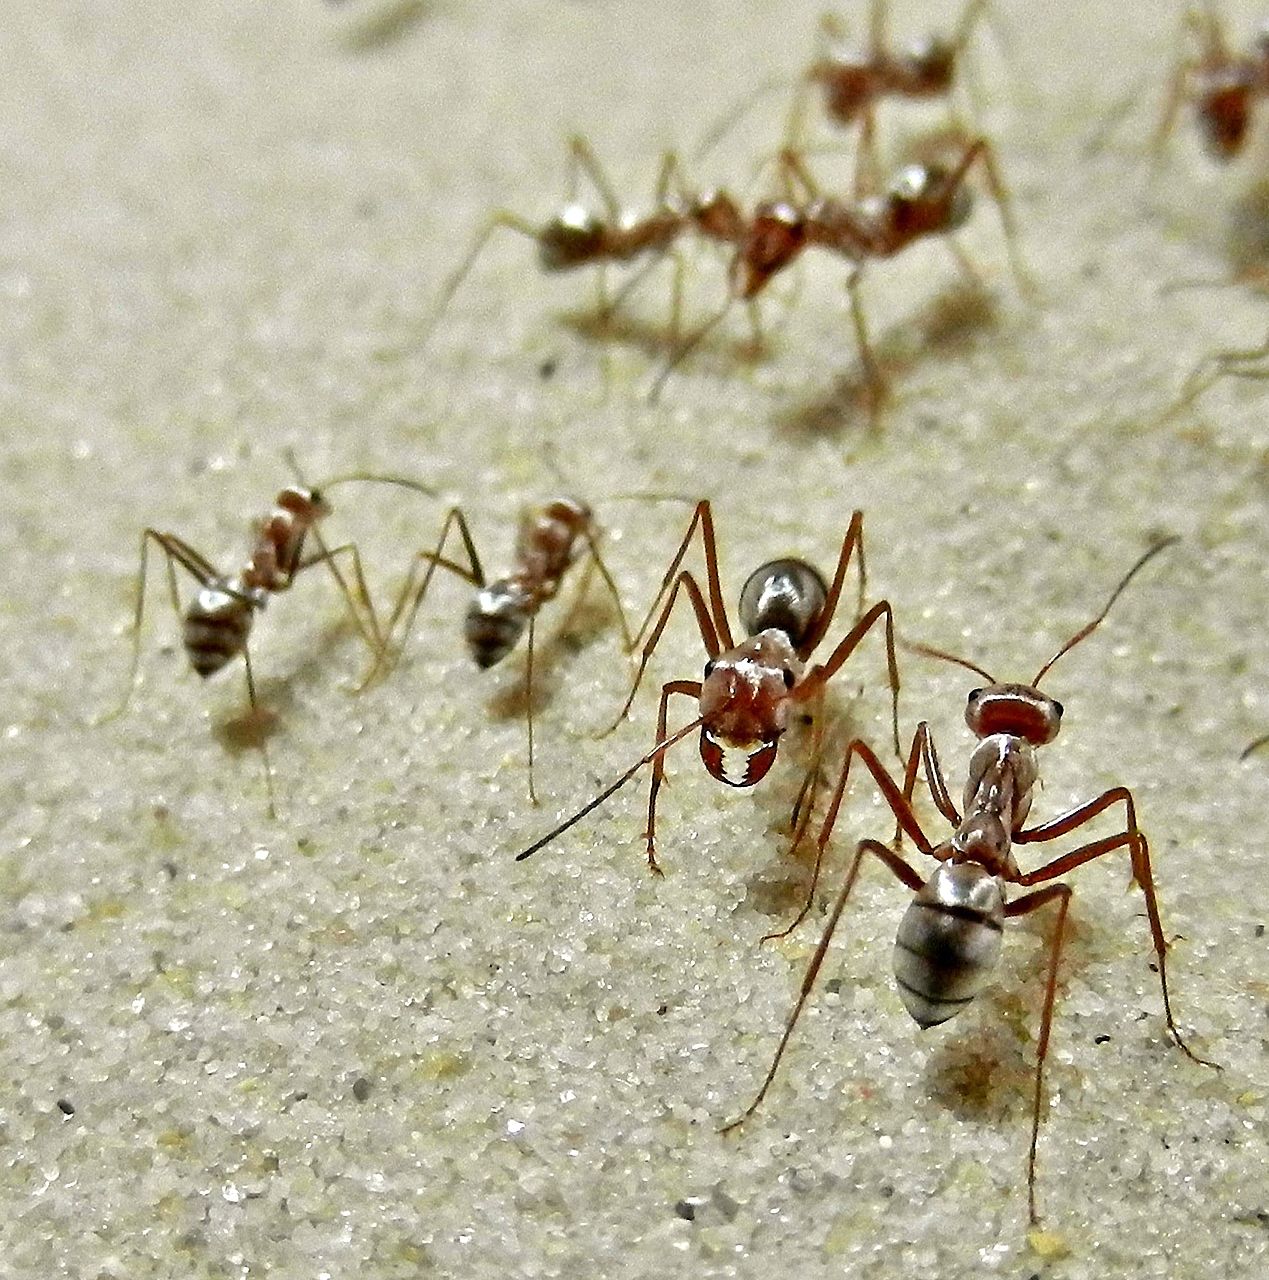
[369,496,632,803]
[652,135,1027,408]
[722,538,1220,1224]
[515,501,901,885]
[99,458,434,815]
[1242,733,1269,761]
[428,135,746,350]
[697,1,991,194]
[1154,1,1269,161]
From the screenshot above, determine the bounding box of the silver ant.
[367,495,632,803]
[428,135,747,353]
[100,458,433,815]
[652,134,1028,409]
[515,501,901,889]
[721,538,1220,1224]
[697,1,992,195]
[1154,1,1269,162]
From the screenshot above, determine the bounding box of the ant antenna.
[515,716,704,861]
[1031,537,1179,688]
[902,638,997,684]
[282,448,440,500]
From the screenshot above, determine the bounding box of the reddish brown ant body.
[653,136,1026,406]
[1155,1,1269,161]
[721,539,1220,1224]
[370,495,631,803]
[515,501,901,882]
[429,136,746,347]
[100,462,434,814]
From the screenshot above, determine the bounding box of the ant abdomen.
[893,862,1004,1029]
[465,582,530,669]
[183,580,261,678]
[738,557,827,648]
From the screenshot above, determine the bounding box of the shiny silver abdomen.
[738,558,827,648]
[183,579,262,678]
[893,861,1004,1028]
[465,582,530,668]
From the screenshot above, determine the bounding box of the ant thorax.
[698,630,803,787]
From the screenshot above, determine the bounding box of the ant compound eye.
[782,668,796,689]
[968,688,984,704]
[1053,700,1065,718]
[703,660,716,678]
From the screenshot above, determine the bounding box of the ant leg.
[566,134,621,220]
[1242,732,1269,761]
[1015,797,1219,1069]
[1004,882,1072,1226]
[525,615,540,806]
[843,266,888,421]
[1167,334,1269,419]
[648,297,734,403]
[894,721,961,848]
[95,530,218,724]
[960,138,1034,297]
[723,836,925,1132]
[241,645,278,821]
[427,211,542,340]
[853,106,882,200]
[799,510,866,656]
[297,537,386,661]
[643,679,705,875]
[798,599,902,756]
[372,506,484,683]
[603,570,720,735]
[629,499,732,652]
[579,527,635,651]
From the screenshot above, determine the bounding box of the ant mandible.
[515,501,901,882]
[722,538,1220,1224]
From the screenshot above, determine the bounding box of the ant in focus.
[1154,1,1269,161]
[721,538,1220,1224]
[99,457,436,815]
[516,501,901,897]
[367,495,632,803]
[652,135,1028,409]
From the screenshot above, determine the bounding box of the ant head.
[737,558,827,648]
[1195,71,1252,159]
[732,202,806,299]
[464,583,528,669]
[697,636,798,787]
[538,205,607,271]
[902,35,957,92]
[278,485,332,522]
[965,684,1063,746]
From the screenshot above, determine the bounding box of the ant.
[652,135,1027,408]
[99,458,434,815]
[515,501,901,892]
[721,538,1220,1224]
[428,135,746,351]
[696,1,991,196]
[367,495,633,803]
[1154,1,1269,161]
